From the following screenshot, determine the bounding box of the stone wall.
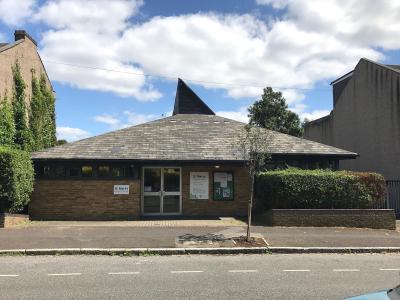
[258,209,396,230]
[0,213,29,228]
[29,180,141,220]
[181,165,250,217]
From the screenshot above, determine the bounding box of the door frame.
[141,166,182,216]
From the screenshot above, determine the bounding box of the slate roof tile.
[32,114,357,161]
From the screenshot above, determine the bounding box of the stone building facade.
[304,58,400,181]
[0,30,52,104]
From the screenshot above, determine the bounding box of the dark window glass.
[124,165,135,178]
[69,166,80,177]
[110,166,123,177]
[163,168,180,192]
[43,165,51,177]
[144,168,161,192]
[81,166,93,177]
[98,165,110,177]
[55,166,66,178]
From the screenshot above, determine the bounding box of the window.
[69,166,80,177]
[110,166,123,177]
[81,166,93,177]
[54,166,66,178]
[98,165,110,177]
[123,165,135,178]
[35,162,136,179]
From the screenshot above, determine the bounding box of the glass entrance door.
[142,167,181,215]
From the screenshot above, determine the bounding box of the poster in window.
[213,172,234,201]
[190,172,209,199]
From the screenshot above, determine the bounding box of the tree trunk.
[247,174,255,242]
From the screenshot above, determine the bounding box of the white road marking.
[108,272,140,275]
[228,270,258,273]
[283,269,310,272]
[333,269,360,272]
[380,268,400,271]
[171,270,203,274]
[0,274,19,277]
[48,273,81,276]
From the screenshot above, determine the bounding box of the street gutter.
[1,247,400,256]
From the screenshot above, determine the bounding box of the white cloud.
[34,0,160,101]
[257,0,400,50]
[216,106,249,123]
[299,109,330,121]
[117,12,381,106]
[92,110,160,130]
[9,0,398,110]
[93,114,120,126]
[122,110,159,126]
[34,0,142,34]
[0,0,36,25]
[57,126,90,142]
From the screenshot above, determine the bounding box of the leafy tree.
[40,74,56,148]
[56,139,67,146]
[0,95,16,146]
[237,125,271,241]
[29,72,57,151]
[12,62,32,150]
[248,87,303,137]
[29,72,44,151]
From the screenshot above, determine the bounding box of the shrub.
[0,96,16,146]
[255,168,386,210]
[0,146,34,213]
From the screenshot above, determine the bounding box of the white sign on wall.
[113,185,129,195]
[190,172,209,200]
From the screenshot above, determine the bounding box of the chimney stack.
[14,30,37,46]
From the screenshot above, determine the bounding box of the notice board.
[213,172,234,201]
[190,172,209,199]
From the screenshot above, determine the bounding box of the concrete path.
[23,218,246,227]
[0,254,399,299]
[0,223,399,249]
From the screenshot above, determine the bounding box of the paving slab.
[0,223,399,250]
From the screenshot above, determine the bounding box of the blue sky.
[0,0,399,141]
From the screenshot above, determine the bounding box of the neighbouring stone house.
[0,30,53,104]
[304,58,400,216]
[30,79,357,220]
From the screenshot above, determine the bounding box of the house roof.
[331,58,400,85]
[33,78,357,161]
[173,78,215,115]
[32,113,357,161]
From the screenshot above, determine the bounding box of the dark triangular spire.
[172,78,215,115]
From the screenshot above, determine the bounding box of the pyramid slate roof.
[173,78,215,115]
[32,80,357,161]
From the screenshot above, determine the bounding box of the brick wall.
[29,165,250,220]
[0,213,29,228]
[29,180,141,220]
[257,209,396,230]
[181,165,250,217]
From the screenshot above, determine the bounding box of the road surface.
[0,254,399,299]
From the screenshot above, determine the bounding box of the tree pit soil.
[232,236,268,247]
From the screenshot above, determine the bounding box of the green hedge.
[255,169,386,209]
[0,146,34,213]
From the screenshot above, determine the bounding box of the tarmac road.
[0,253,400,299]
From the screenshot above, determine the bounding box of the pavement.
[1,254,400,299]
[0,220,399,250]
